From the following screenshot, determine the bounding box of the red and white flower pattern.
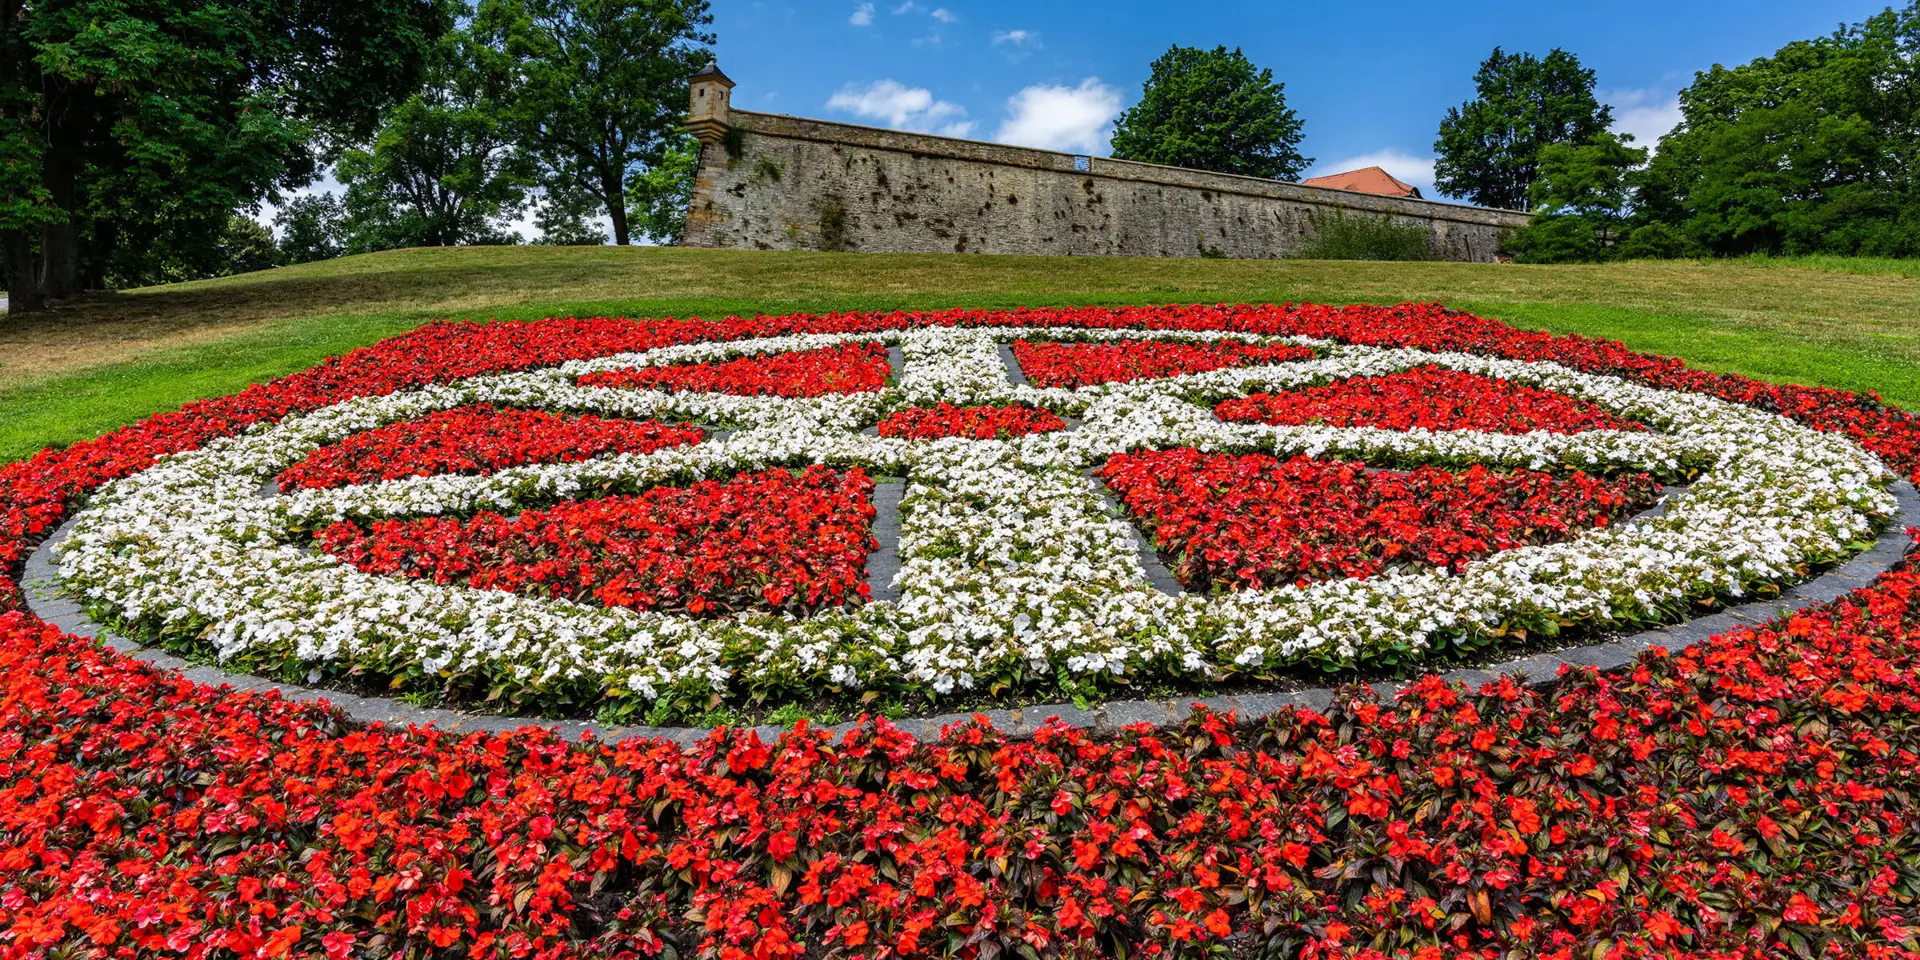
[53,316,1893,706]
[3,304,1919,957]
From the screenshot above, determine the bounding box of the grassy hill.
[2,246,1917,461]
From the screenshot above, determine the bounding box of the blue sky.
[710,0,1886,199]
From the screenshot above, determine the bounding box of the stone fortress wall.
[680,65,1531,262]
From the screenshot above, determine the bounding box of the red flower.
[876,402,1065,439]
[1216,365,1645,435]
[278,405,703,490]
[1100,449,1656,590]
[318,466,878,617]
[1012,338,1314,388]
[581,341,891,397]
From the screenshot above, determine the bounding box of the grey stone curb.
[997,342,1031,388]
[866,481,905,603]
[22,477,1918,751]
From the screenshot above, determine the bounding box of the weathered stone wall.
[684,111,1530,262]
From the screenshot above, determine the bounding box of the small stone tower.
[687,60,735,145]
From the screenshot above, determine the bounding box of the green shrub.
[1293,210,1438,261]
[1506,215,1608,263]
[1617,222,1701,260]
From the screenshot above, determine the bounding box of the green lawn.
[2,247,1917,462]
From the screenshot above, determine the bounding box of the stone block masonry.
[681,67,1530,262]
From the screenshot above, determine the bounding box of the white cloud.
[994,79,1123,154]
[827,79,975,137]
[1305,150,1439,199]
[1604,87,1684,150]
[849,2,874,26]
[890,1,916,12]
[992,29,1037,46]
[930,7,957,22]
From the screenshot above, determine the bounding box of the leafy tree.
[1434,48,1613,209]
[1638,4,1920,257]
[531,181,611,245]
[1616,221,1701,260]
[1505,132,1647,262]
[275,194,348,265]
[627,136,700,244]
[0,0,453,313]
[1505,214,1607,264]
[1110,45,1310,180]
[472,0,714,246]
[337,33,537,252]
[215,215,283,276]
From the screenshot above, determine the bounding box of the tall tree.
[1110,45,1310,181]
[1433,48,1613,210]
[1506,132,1647,262]
[1638,4,1920,256]
[275,194,347,265]
[0,0,453,313]
[336,32,537,252]
[472,0,714,245]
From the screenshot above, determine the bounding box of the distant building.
[1299,166,1424,200]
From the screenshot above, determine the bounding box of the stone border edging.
[24,480,1917,750]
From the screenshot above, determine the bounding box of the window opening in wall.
[1074,156,1091,172]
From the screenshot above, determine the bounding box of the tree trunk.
[83,219,114,290]
[39,219,78,298]
[3,228,45,314]
[38,145,80,299]
[603,169,630,245]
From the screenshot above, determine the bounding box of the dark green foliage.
[1504,132,1646,263]
[472,0,714,246]
[627,137,702,245]
[1616,222,1701,261]
[0,0,454,311]
[336,33,537,252]
[275,195,348,265]
[1293,211,1438,262]
[1434,48,1613,210]
[216,216,283,277]
[532,183,612,246]
[1111,45,1310,180]
[1639,3,1920,258]
[1506,215,1607,264]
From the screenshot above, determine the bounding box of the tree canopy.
[335,33,537,252]
[472,0,713,245]
[0,0,454,312]
[1637,3,1920,257]
[1433,48,1613,210]
[1110,45,1310,181]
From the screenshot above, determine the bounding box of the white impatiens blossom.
[56,326,1896,706]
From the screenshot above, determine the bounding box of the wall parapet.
[684,72,1530,262]
[729,110,1530,230]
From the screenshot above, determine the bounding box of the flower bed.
[1214,365,1647,435]
[2,564,1917,957]
[3,303,1920,957]
[317,466,877,616]
[876,403,1065,440]
[579,341,891,397]
[1010,338,1316,387]
[278,406,705,491]
[1100,450,1658,590]
[25,311,1901,721]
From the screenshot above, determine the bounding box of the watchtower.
[687,60,735,145]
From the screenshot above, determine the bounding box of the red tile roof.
[1300,166,1423,199]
